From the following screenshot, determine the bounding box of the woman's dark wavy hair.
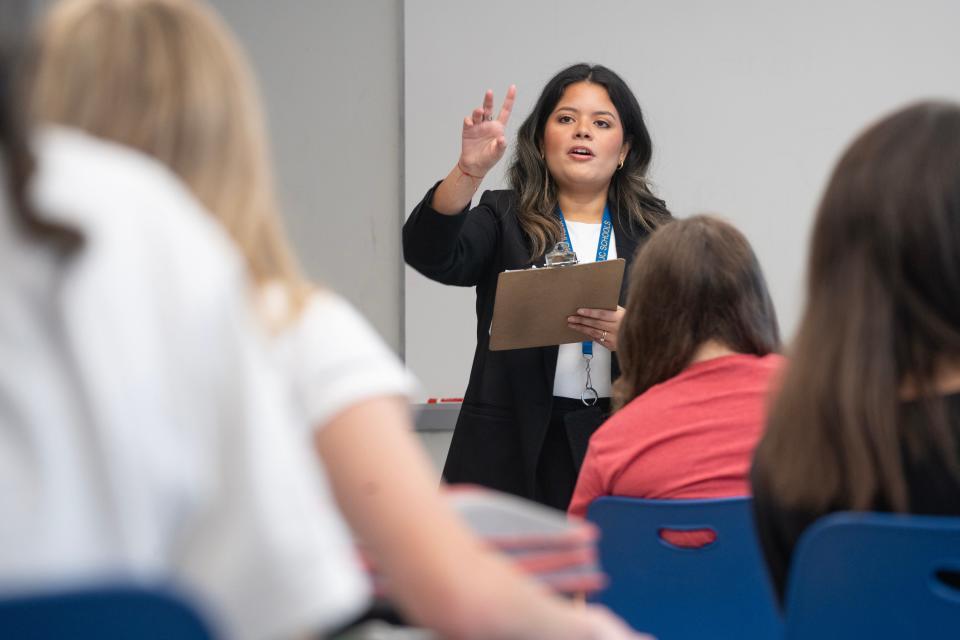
[614,215,780,410]
[755,101,960,513]
[508,63,671,259]
[0,4,80,253]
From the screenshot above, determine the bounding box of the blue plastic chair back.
[586,496,783,639]
[785,512,960,639]
[0,583,216,639]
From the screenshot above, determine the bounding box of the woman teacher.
[404,64,671,509]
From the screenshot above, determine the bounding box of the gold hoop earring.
[617,159,625,170]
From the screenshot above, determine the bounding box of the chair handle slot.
[931,567,960,603]
[657,527,717,550]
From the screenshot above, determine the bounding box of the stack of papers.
[362,486,605,596]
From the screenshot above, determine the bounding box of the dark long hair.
[614,215,780,410]
[508,63,671,259]
[0,2,80,253]
[755,101,960,512]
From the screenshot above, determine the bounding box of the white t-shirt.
[0,128,368,639]
[262,285,418,431]
[552,220,617,399]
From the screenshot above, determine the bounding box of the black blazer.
[403,184,650,498]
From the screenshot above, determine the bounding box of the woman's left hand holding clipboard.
[567,306,625,351]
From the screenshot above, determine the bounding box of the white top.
[0,128,368,639]
[261,284,418,431]
[552,220,616,399]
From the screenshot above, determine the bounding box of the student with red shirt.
[569,216,782,520]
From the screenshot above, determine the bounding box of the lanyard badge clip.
[544,241,579,267]
[580,353,599,406]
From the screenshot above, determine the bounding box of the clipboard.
[489,258,625,351]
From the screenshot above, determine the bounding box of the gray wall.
[208,0,405,352]
[212,1,462,469]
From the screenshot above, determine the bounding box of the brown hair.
[508,63,671,260]
[27,0,309,323]
[755,101,960,512]
[614,215,780,409]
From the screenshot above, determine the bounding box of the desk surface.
[412,403,459,432]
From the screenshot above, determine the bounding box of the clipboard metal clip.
[544,241,578,268]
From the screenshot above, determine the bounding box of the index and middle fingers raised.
[496,84,516,125]
[459,85,517,177]
[477,85,517,126]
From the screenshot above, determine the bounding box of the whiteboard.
[404,0,960,402]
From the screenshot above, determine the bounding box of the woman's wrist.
[431,162,483,214]
[456,159,485,181]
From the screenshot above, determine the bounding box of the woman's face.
[542,81,629,196]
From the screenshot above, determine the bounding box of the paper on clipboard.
[489,258,625,351]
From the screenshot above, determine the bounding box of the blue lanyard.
[556,205,613,357]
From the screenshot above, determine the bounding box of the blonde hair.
[28,0,311,325]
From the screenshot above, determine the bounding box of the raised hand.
[458,85,517,179]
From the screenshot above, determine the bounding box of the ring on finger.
[484,114,494,121]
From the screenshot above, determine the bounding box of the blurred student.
[26,0,647,637]
[751,101,960,602]
[569,216,782,524]
[0,38,369,640]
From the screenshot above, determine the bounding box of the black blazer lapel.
[612,211,640,305]
[611,212,646,380]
